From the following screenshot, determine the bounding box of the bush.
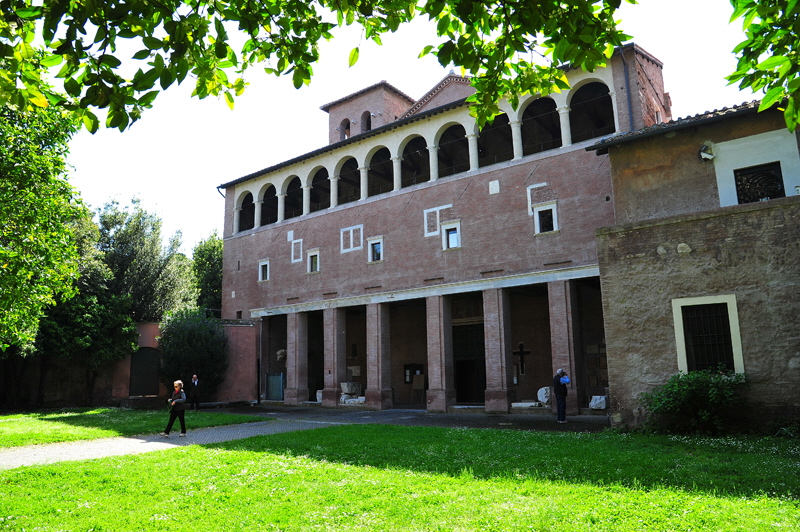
[158,309,229,399]
[639,369,747,434]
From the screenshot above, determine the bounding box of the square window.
[734,162,786,204]
[672,295,744,373]
[307,250,320,273]
[531,201,558,234]
[440,221,461,250]
[340,225,363,253]
[258,260,270,281]
[424,205,453,237]
[368,237,384,262]
[291,239,303,263]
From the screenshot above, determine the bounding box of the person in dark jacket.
[553,369,570,423]
[187,374,201,411]
[161,380,187,437]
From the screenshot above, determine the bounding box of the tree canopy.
[193,232,223,315]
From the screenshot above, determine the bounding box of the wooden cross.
[513,342,531,375]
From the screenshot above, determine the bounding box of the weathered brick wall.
[597,196,800,427]
[325,87,414,144]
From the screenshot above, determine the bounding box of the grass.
[1,424,799,531]
[0,408,266,447]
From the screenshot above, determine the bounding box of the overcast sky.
[67,0,752,255]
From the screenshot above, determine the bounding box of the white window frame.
[340,225,364,253]
[258,259,270,282]
[531,201,558,234]
[367,236,384,263]
[307,249,320,274]
[291,239,303,263]
[424,204,452,237]
[441,220,461,250]
[671,294,745,374]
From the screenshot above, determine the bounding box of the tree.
[97,199,195,323]
[0,101,83,351]
[193,232,223,315]
[158,309,229,399]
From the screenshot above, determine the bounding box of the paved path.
[0,419,340,471]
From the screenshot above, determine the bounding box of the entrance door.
[453,324,486,403]
[129,347,160,396]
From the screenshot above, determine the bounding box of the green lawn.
[1,424,798,531]
[0,408,266,447]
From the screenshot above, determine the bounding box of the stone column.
[548,280,579,415]
[283,312,309,405]
[254,200,262,227]
[365,302,392,410]
[609,89,621,134]
[483,288,513,413]
[233,207,241,233]
[359,166,369,200]
[467,133,480,170]
[302,185,311,215]
[510,120,523,159]
[277,193,286,222]
[392,156,403,190]
[558,106,572,147]
[425,295,455,412]
[322,307,347,407]
[330,176,339,208]
[428,145,439,182]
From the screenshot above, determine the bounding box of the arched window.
[438,124,469,178]
[477,113,513,167]
[338,157,360,206]
[360,111,372,134]
[284,177,303,220]
[367,148,393,197]
[238,192,255,232]
[260,185,278,225]
[339,118,351,141]
[310,169,330,213]
[569,82,615,143]
[401,137,430,188]
[521,98,561,156]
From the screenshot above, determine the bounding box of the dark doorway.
[453,323,485,403]
[129,347,160,396]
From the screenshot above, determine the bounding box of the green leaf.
[757,55,790,70]
[348,47,359,67]
[15,6,43,18]
[224,91,235,110]
[759,86,786,111]
[40,55,63,68]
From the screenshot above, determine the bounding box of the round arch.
[237,191,255,232]
[568,81,614,143]
[436,122,469,179]
[399,135,430,188]
[520,97,561,156]
[284,176,303,220]
[259,184,278,226]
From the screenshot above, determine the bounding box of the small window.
[734,162,786,204]
[424,205,453,237]
[672,295,744,374]
[340,225,363,253]
[258,260,270,282]
[291,239,303,263]
[441,221,461,250]
[532,201,558,234]
[368,237,384,262]
[235,310,242,319]
[307,250,320,273]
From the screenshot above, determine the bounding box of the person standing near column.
[188,374,201,411]
[553,369,570,423]
[161,380,187,437]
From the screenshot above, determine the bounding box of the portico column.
[302,185,311,215]
[392,156,403,190]
[425,295,455,412]
[558,106,572,147]
[483,288,513,413]
[284,312,309,405]
[428,145,439,182]
[359,166,369,200]
[329,176,339,208]
[277,193,286,222]
[467,133,480,170]
[233,207,241,233]
[365,302,392,410]
[254,200,263,227]
[510,120,523,159]
[609,89,621,134]
[548,280,579,416]
[322,307,347,407]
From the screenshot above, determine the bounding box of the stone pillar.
[302,185,311,215]
[483,288,513,413]
[284,312,309,405]
[558,106,572,147]
[467,133,480,170]
[426,295,455,412]
[365,303,392,410]
[322,307,347,407]
[234,207,241,233]
[609,89,621,134]
[254,200,262,227]
[330,176,339,208]
[548,280,579,415]
[359,166,369,200]
[428,145,439,182]
[277,193,286,222]
[510,120,523,159]
[392,156,403,190]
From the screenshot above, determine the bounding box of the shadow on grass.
[208,423,800,499]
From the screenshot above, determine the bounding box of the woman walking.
[161,380,187,437]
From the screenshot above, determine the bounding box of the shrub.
[639,369,747,434]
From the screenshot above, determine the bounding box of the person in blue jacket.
[553,369,571,423]
[161,380,187,437]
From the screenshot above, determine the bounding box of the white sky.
[67,0,752,255]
